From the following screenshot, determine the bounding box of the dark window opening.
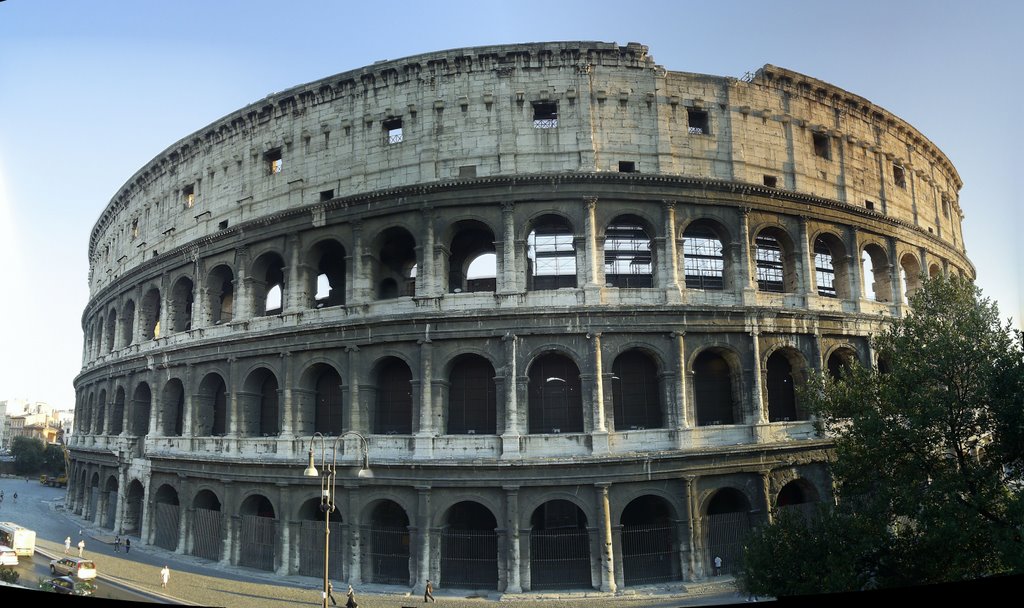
[812,132,831,160]
[813,237,837,298]
[448,223,497,294]
[447,355,497,435]
[865,200,875,211]
[532,101,558,129]
[528,354,583,434]
[183,184,195,209]
[612,351,663,430]
[693,351,734,426]
[687,109,710,135]
[319,189,334,202]
[893,163,906,188]
[218,220,229,230]
[766,351,798,422]
[383,117,403,144]
[458,165,477,178]
[618,161,636,173]
[528,216,576,290]
[374,359,412,434]
[604,219,652,288]
[265,148,283,174]
[755,235,785,292]
[683,225,725,290]
[314,368,344,436]
[763,175,778,188]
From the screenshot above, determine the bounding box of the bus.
[0,522,36,556]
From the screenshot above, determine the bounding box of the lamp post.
[303,431,372,608]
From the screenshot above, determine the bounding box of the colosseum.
[69,41,971,593]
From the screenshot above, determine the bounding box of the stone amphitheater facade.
[69,42,971,593]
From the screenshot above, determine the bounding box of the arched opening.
[131,382,151,437]
[111,387,125,435]
[153,484,181,551]
[766,350,803,422]
[755,228,797,293]
[251,252,285,316]
[102,476,118,530]
[105,308,117,353]
[81,393,93,434]
[238,495,277,571]
[620,495,681,585]
[827,347,858,381]
[611,350,663,430]
[447,354,497,435]
[92,317,103,358]
[124,479,146,538]
[703,489,751,576]
[140,287,161,339]
[168,277,194,333]
[527,214,576,290]
[775,479,820,520]
[195,373,228,436]
[929,263,942,279]
[440,501,498,590]
[813,237,837,298]
[309,364,344,436]
[88,473,101,522]
[373,358,413,434]
[206,265,234,324]
[364,500,411,585]
[161,378,185,436]
[693,350,736,426]
[604,216,653,288]
[374,227,417,299]
[529,500,591,590]
[448,221,497,294]
[683,221,726,290]
[527,353,583,434]
[190,490,223,561]
[306,239,346,308]
[298,497,343,579]
[240,368,279,437]
[900,253,923,304]
[119,299,135,347]
[861,244,892,302]
[95,389,107,435]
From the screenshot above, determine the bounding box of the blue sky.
[1,0,1021,409]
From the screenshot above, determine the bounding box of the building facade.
[70,42,971,592]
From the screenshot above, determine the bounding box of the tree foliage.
[10,435,45,474]
[740,276,1024,596]
[43,444,65,475]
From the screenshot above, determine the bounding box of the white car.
[49,557,97,580]
[0,544,17,566]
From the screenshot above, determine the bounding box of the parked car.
[45,575,95,595]
[0,545,17,566]
[49,557,97,580]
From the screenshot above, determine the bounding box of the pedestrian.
[114,535,121,552]
[160,565,170,589]
[345,584,358,608]
[64,536,71,554]
[78,539,85,557]
[424,579,435,603]
[714,555,723,576]
[11,492,15,503]
[326,581,337,606]
[125,537,131,553]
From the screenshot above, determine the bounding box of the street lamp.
[303,431,371,608]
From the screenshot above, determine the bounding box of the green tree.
[10,435,45,474]
[740,276,1024,596]
[43,443,65,475]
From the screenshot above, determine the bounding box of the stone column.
[661,200,681,299]
[673,331,689,430]
[798,216,814,299]
[501,333,521,457]
[504,486,522,593]
[760,470,774,524]
[176,475,189,554]
[499,202,518,294]
[226,357,239,436]
[182,364,194,439]
[582,196,601,288]
[344,346,361,431]
[416,486,432,592]
[233,246,252,321]
[350,221,369,305]
[596,483,617,592]
[140,473,153,545]
[589,332,607,433]
[276,483,291,575]
[737,209,756,302]
[685,476,702,579]
[417,207,436,298]
[280,352,294,436]
[750,329,765,423]
[284,234,303,313]
[345,483,362,584]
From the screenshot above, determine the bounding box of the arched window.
[131,382,152,436]
[900,253,923,303]
[104,308,117,353]
[251,252,285,315]
[528,353,583,433]
[755,233,785,292]
[240,368,279,437]
[309,240,346,308]
[766,350,801,421]
[604,217,652,288]
[813,237,837,298]
[528,215,576,290]
[314,366,343,435]
[374,358,413,434]
[693,350,735,426]
[529,501,591,589]
[95,389,107,434]
[120,299,135,347]
[111,387,125,435]
[620,496,681,585]
[447,355,497,434]
[161,379,185,436]
[703,489,751,575]
[196,373,228,436]
[206,265,234,324]
[440,502,498,590]
[366,500,411,584]
[827,348,857,381]
[861,244,892,302]
[683,222,726,290]
[611,350,663,430]
[448,221,497,293]
[140,288,161,339]
[375,227,417,299]
[170,277,194,332]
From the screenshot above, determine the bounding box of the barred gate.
[298,520,344,579]
[104,491,117,530]
[440,529,498,589]
[190,507,223,561]
[701,512,750,575]
[529,529,591,590]
[153,502,180,551]
[363,525,409,585]
[621,523,679,585]
[238,515,278,571]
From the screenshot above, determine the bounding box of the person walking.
[424,579,435,603]
[345,584,358,608]
[77,539,85,557]
[714,555,723,576]
[326,581,337,606]
[64,536,71,554]
[125,537,131,553]
[160,565,170,589]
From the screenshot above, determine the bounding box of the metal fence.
[238,515,278,571]
[298,520,344,579]
[439,529,498,589]
[190,507,222,562]
[529,528,591,590]
[153,502,180,551]
[621,523,680,585]
[701,512,750,575]
[363,525,409,585]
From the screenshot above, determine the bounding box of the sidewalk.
[47,502,741,607]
